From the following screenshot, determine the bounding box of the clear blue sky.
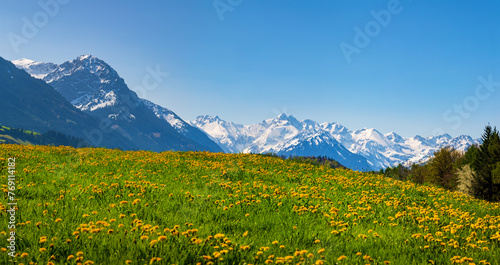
[1,0,499,138]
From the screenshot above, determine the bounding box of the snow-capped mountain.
[191,114,371,171]
[190,114,480,171]
[189,115,265,153]
[11,58,57,79]
[141,99,223,152]
[12,55,223,153]
[1,56,136,150]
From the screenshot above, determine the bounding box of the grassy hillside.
[0,126,39,145]
[1,144,499,264]
[0,125,89,147]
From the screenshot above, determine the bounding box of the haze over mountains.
[8,55,480,171]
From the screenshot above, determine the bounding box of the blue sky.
[1,0,499,138]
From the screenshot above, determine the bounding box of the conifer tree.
[471,125,500,201]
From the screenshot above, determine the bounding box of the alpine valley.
[9,55,480,171]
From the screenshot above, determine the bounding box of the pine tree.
[471,125,500,201]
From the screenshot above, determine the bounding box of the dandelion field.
[1,144,500,265]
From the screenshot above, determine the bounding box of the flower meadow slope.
[1,144,499,265]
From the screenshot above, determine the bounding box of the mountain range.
[189,114,480,171]
[9,56,222,152]
[8,55,480,171]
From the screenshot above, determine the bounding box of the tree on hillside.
[427,147,462,191]
[456,144,479,168]
[383,164,410,181]
[409,163,429,185]
[470,125,500,202]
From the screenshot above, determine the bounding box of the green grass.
[0,144,499,265]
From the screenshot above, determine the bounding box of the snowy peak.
[190,114,480,171]
[41,55,132,112]
[141,101,224,152]
[271,113,303,130]
[11,58,58,79]
[193,115,225,125]
[142,99,187,133]
[353,128,385,141]
[385,132,405,144]
[78,55,92,61]
[12,58,36,68]
[45,54,120,85]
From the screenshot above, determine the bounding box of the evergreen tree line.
[381,125,500,202]
[261,153,346,170]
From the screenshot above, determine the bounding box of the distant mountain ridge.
[190,114,480,171]
[11,55,223,153]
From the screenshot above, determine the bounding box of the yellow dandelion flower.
[67,255,75,261]
[214,233,225,239]
[21,253,29,258]
[55,218,62,223]
[337,255,347,261]
[158,236,167,242]
[39,248,47,253]
[317,248,325,254]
